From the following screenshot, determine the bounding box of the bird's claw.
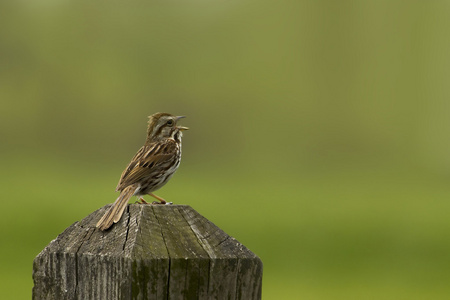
[151,201,173,205]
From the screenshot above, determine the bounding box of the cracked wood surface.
[32,204,263,300]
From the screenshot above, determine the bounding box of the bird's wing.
[115,141,177,191]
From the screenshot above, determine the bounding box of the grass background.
[2,1,450,299]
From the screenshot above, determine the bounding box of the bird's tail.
[96,185,137,231]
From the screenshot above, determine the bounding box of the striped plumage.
[96,113,188,231]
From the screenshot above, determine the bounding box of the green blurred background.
[2,0,450,299]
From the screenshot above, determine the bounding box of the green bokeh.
[2,1,450,299]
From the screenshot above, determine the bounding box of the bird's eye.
[166,119,174,126]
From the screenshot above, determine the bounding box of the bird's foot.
[136,197,149,204]
[149,193,172,205]
[152,201,173,205]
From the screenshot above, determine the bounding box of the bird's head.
[146,112,188,143]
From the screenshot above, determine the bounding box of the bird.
[96,112,188,231]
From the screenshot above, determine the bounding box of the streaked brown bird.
[96,112,188,231]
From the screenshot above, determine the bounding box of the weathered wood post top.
[33,204,263,300]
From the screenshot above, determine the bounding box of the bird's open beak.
[175,116,188,130]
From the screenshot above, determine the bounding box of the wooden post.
[32,204,263,300]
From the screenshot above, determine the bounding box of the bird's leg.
[136,197,149,204]
[150,193,173,205]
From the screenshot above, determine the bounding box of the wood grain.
[33,204,262,300]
